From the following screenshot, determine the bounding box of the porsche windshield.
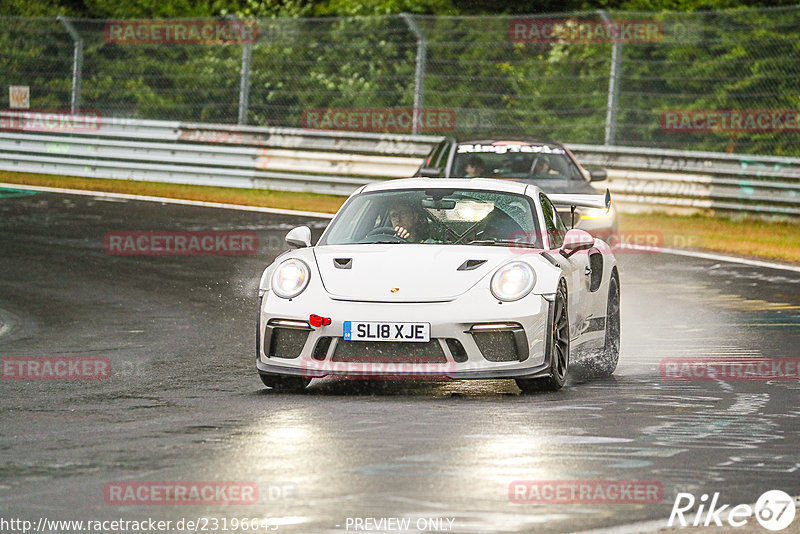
[320,189,542,247]
[453,144,581,180]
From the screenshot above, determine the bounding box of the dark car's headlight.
[580,207,614,221]
[271,258,310,299]
[490,262,536,302]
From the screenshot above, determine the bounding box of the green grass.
[618,212,800,264]
[2,170,798,263]
[0,171,347,213]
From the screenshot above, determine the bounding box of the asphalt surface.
[0,188,799,534]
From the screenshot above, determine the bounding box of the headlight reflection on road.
[467,434,560,475]
[256,412,315,446]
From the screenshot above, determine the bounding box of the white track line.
[0,182,335,219]
[3,182,799,273]
[618,244,800,274]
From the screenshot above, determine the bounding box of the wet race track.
[1,188,799,534]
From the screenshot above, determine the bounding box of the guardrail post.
[58,16,83,113]
[598,10,621,146]
[401,14,427,134]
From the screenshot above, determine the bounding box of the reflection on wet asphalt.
[0,191,798,533]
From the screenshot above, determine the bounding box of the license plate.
[343,321,430,342]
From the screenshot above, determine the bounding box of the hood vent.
[457,259,487,271]
[334,258,352,269]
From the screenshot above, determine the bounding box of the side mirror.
[418,166,442,178]
[560,229,594,257]
[285,226,311,248]
[588,168,607,182]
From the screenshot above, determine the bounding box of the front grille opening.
[268,328,308,359]
[446,338,468,363]
[312,337,333,360]
[473,330,521,362]
[332,340,447,363]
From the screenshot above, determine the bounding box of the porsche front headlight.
[271,258,310,299]
[490,262,536,302]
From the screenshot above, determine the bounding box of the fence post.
[401,14,427,134]
[238,42,253,125]
[57,16,83,113]
[226,15,253,125]
[598,10,622,146]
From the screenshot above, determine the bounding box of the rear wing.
[548,189,611,211]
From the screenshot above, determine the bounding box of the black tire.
[595,271,620,376]
[259,374,310,392]
[516,281,570,393]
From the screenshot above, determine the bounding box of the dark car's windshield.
[320,188,542,247]
[453,143,582,180]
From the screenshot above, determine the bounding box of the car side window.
[564,149,589,180]
[429,143,445,168]
[436,139,455,169]
[540,193,566,248]
[424,138,454,177]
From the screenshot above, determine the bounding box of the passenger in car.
[474,207,524,242]
[532,155,561,177]
[464,156,488,178]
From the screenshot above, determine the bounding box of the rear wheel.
[516,281,569,393]
[595,271,620,376]
[259,374,310,392]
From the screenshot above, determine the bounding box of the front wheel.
[516,282,569,393]
[259,374,310,392]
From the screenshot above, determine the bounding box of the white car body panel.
[313,245,563,302]
[256,178,618,383]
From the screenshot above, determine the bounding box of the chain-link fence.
[2,7,799,155]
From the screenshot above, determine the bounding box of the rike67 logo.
[669,490,796,531]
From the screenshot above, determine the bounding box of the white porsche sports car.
[257,178,620,392]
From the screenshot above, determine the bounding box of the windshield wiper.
[464,239,540,248]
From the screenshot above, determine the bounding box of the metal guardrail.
[0,113,444,195]
[569,145,800,217]
[0,113,798,217]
